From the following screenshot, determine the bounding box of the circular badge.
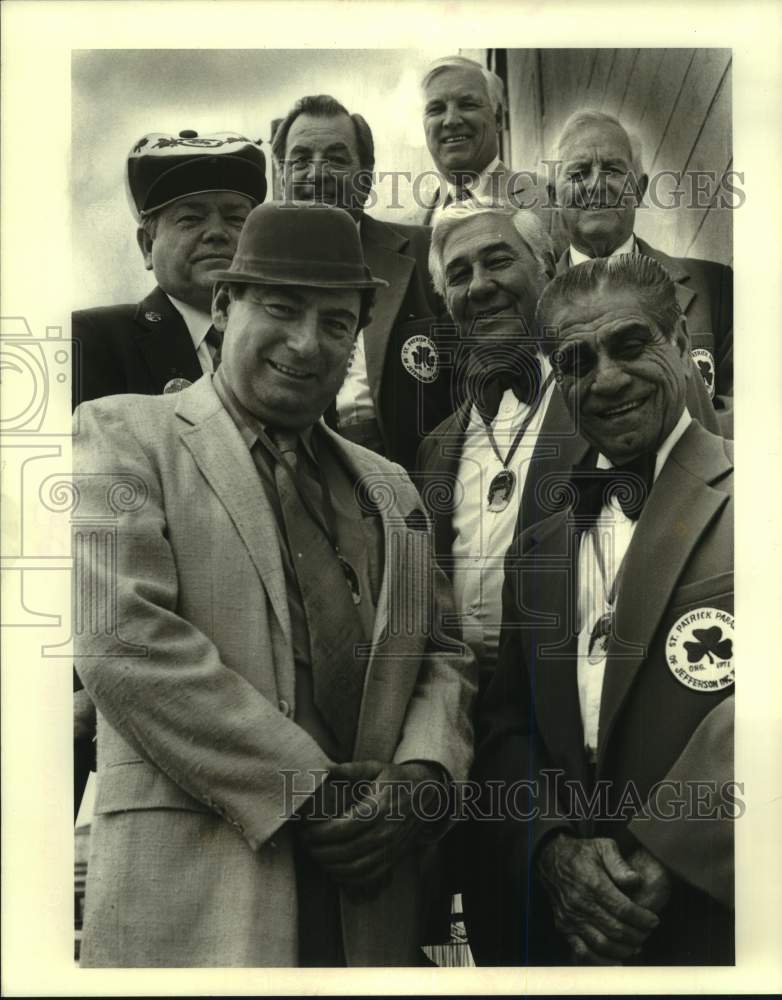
[401,335,439,383]
[145,310,163,323]
[691,348,716,399]
[666,606,734,692]
[163,377,192,394]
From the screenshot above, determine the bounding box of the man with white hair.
[417,201,722,693]
[548,109,733,420]
[418,56,561,251]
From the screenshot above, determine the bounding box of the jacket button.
[278,698,291,717]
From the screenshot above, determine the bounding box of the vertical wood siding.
[499,48,733,266]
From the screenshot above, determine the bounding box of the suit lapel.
[520,511,588,783]
[519,387,589,532]
[360,216,415,402]
[426,403,471,566]
[176,379,291,638]
[321,427,434,759]
[597,423,732,765]
[133,286,203,390]
[635,239,696,316]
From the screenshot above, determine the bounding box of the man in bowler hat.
[71,129,268,812]
[73,201,476,967]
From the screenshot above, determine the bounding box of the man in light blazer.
[468,255,733,966]
[74,201,476,967]
[548,109,733,427]
[272,94,452,472]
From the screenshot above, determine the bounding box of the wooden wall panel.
[501,47,732,265]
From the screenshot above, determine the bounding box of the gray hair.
[138,212,159,243]
[551,109,645,181]
[535,253,682,352]
[422,56,506,115]
[429,202,556,299]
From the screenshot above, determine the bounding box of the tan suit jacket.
[74,375,476,967]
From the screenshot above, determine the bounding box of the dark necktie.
[268,429,367,758]
[570,450,656,523]
[205,325,223,369]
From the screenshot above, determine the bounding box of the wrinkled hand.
[299,760,445,899]
[626,845,672,915]
[536,833,660,964]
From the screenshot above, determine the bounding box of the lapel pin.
[163,377,192,394]
[145,310,163,323]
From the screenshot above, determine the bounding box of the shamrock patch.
[666,606,734,692]
[401,335,439,383]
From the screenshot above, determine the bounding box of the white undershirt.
[335,218,374,426]
[569,232,636,267]
[452,354,555,670]
[430,155,502,229]
[166,294,216,374]
[576,408,692,755]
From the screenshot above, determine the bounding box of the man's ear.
[136,227,154,271]
[211,283,231,331]
[674,314,692,377]
[494,102,504,133]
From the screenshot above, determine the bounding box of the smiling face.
[281,112,365,212]
[213,282,361,430]
[139,192,253,312]
[423,66,501,180]
[554,120,647,258]
[442,211,543,347]
[548,284,690,463]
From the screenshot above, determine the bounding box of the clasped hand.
[297,760,445,899]
[536,833,672,964]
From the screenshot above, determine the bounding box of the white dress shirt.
[452,354,555,669]
[335,218,375,427]
[430,155,502,229]
[166,294,217,374]
[576,408,693,755]
[569,232,636,267]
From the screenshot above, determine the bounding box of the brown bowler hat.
[212,201,388,290]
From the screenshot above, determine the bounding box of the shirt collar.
[165,293,213,351]
[213,368,316,457]
[569,232,636,267]
[446,154,501,203]
[596,407,692,481]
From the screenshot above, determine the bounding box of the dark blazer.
[72,285,203,407]
[468,420,734,965]
[416,365,722,583]
[556,239,734,421]
[356,214,453,470]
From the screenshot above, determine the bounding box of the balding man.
[548,109,733,422]
[469,254,734,966]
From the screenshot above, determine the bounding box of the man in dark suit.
[468,254,734,966]
[271,94,453,471]
[416,201,721,693]
[416,56,564,256]
[548,109,732,421]
[72,130,268,811]
[72,130,268,407]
